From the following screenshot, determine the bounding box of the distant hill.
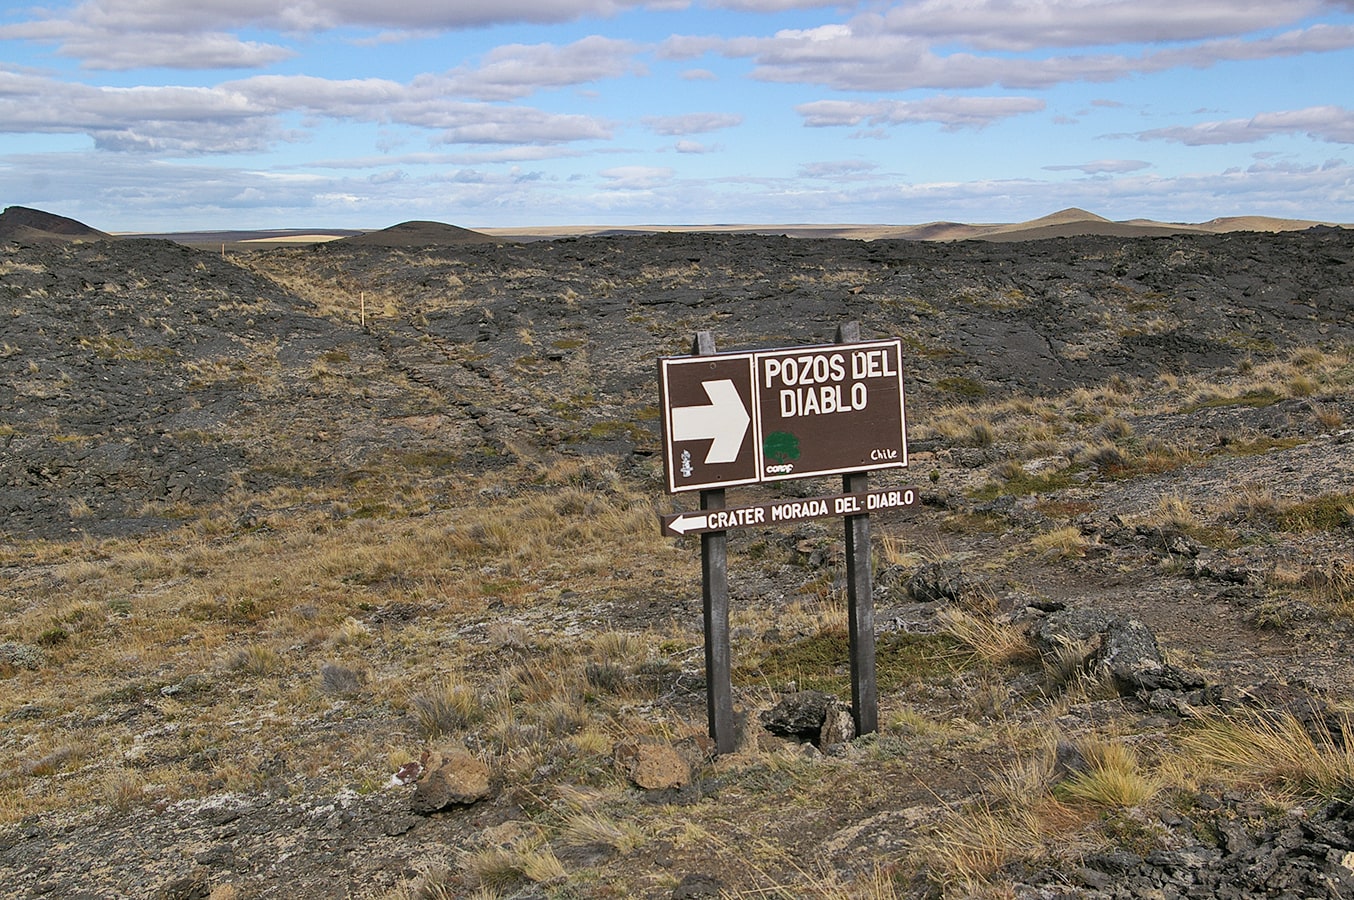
[479,207,1346,243]
[0,206,108,244]
[6,205,1345,248]
[336,220,504,247]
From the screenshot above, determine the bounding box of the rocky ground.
[1,223,1353,898]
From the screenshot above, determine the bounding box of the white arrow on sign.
[664,513,708,535]
[669,379,751,464]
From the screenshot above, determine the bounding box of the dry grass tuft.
[461,833,567,891]
[410,677,484,739]
[1028,525,1090,558]
[936,608,1038,666]
[1184,711,1354,802]
[1055,738,1163,808]
[560,810,646,855]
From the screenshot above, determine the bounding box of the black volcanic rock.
[0,205,108,243]
[2,226,1353,540]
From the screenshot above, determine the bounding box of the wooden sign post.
[692,332,737,753]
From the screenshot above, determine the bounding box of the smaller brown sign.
[659,487,918,537]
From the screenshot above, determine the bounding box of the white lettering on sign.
[866,489,915,510]
[762,353,846,387]
[851,349,897,379]
[778,383,868,417]
[763,349,895,420]
[705,506,767,529]
[770,498,830,522]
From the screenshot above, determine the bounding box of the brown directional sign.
[659,352,759,493]
[659,487,918,537]
[659,338,907,493]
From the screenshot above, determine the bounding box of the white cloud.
[437,36,643,101]
[707,0,845,10]
[0,70,284,153]
[643,112,743,135]
[599,165,674,188]
[0,0,662,70]
[797,96,1045,130]
[876,0,1325,52]
[429,107,612,145]
[674,139,717,153]
[0,69,615,154]
[686,14,1354,94]
[0,21,296,70]
[798,159,879,178]
[1044,159,1152,174]
[6,0,658,36]
[6,144,1351,232]
[1128,105,1354,145]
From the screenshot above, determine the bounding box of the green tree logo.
[763,431,801,465]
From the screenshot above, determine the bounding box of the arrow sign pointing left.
[669,379,751,464]
[663,513,709,536]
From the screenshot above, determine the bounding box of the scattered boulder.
[409,749,491,814]
[1029,610,1205,697]
[1094,618,1206,694]
[1027,607,1118,654]
[759,690,855,747]
[903,561,971,604]
[1039,797,1354,897]
[614,736,691,790]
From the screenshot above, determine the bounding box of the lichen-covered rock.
[410,749,491,814]
[613,736,691,790]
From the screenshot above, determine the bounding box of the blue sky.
[2,0,1352,231]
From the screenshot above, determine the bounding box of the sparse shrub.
[327,616,372,648]
[229,644,281,677]
[1273,493,1354,532]
[1311,402,1344,429]
[584,661,628,695]
[937,376,987,399]
[461,837,566,890]
[1098,418,1133,441]
[1085,442,1127,475]
[24,744,83,777]
[35,626,69,647]
[1154,494,1196,532]
[561,811,645,855]
[486,620,531,651]
[103,770,145,812]
[410,679,483,738]
[1287,375,1317,398]
[320,662,365,697]
[1221,483,1279,522]
[967,422,996,447]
